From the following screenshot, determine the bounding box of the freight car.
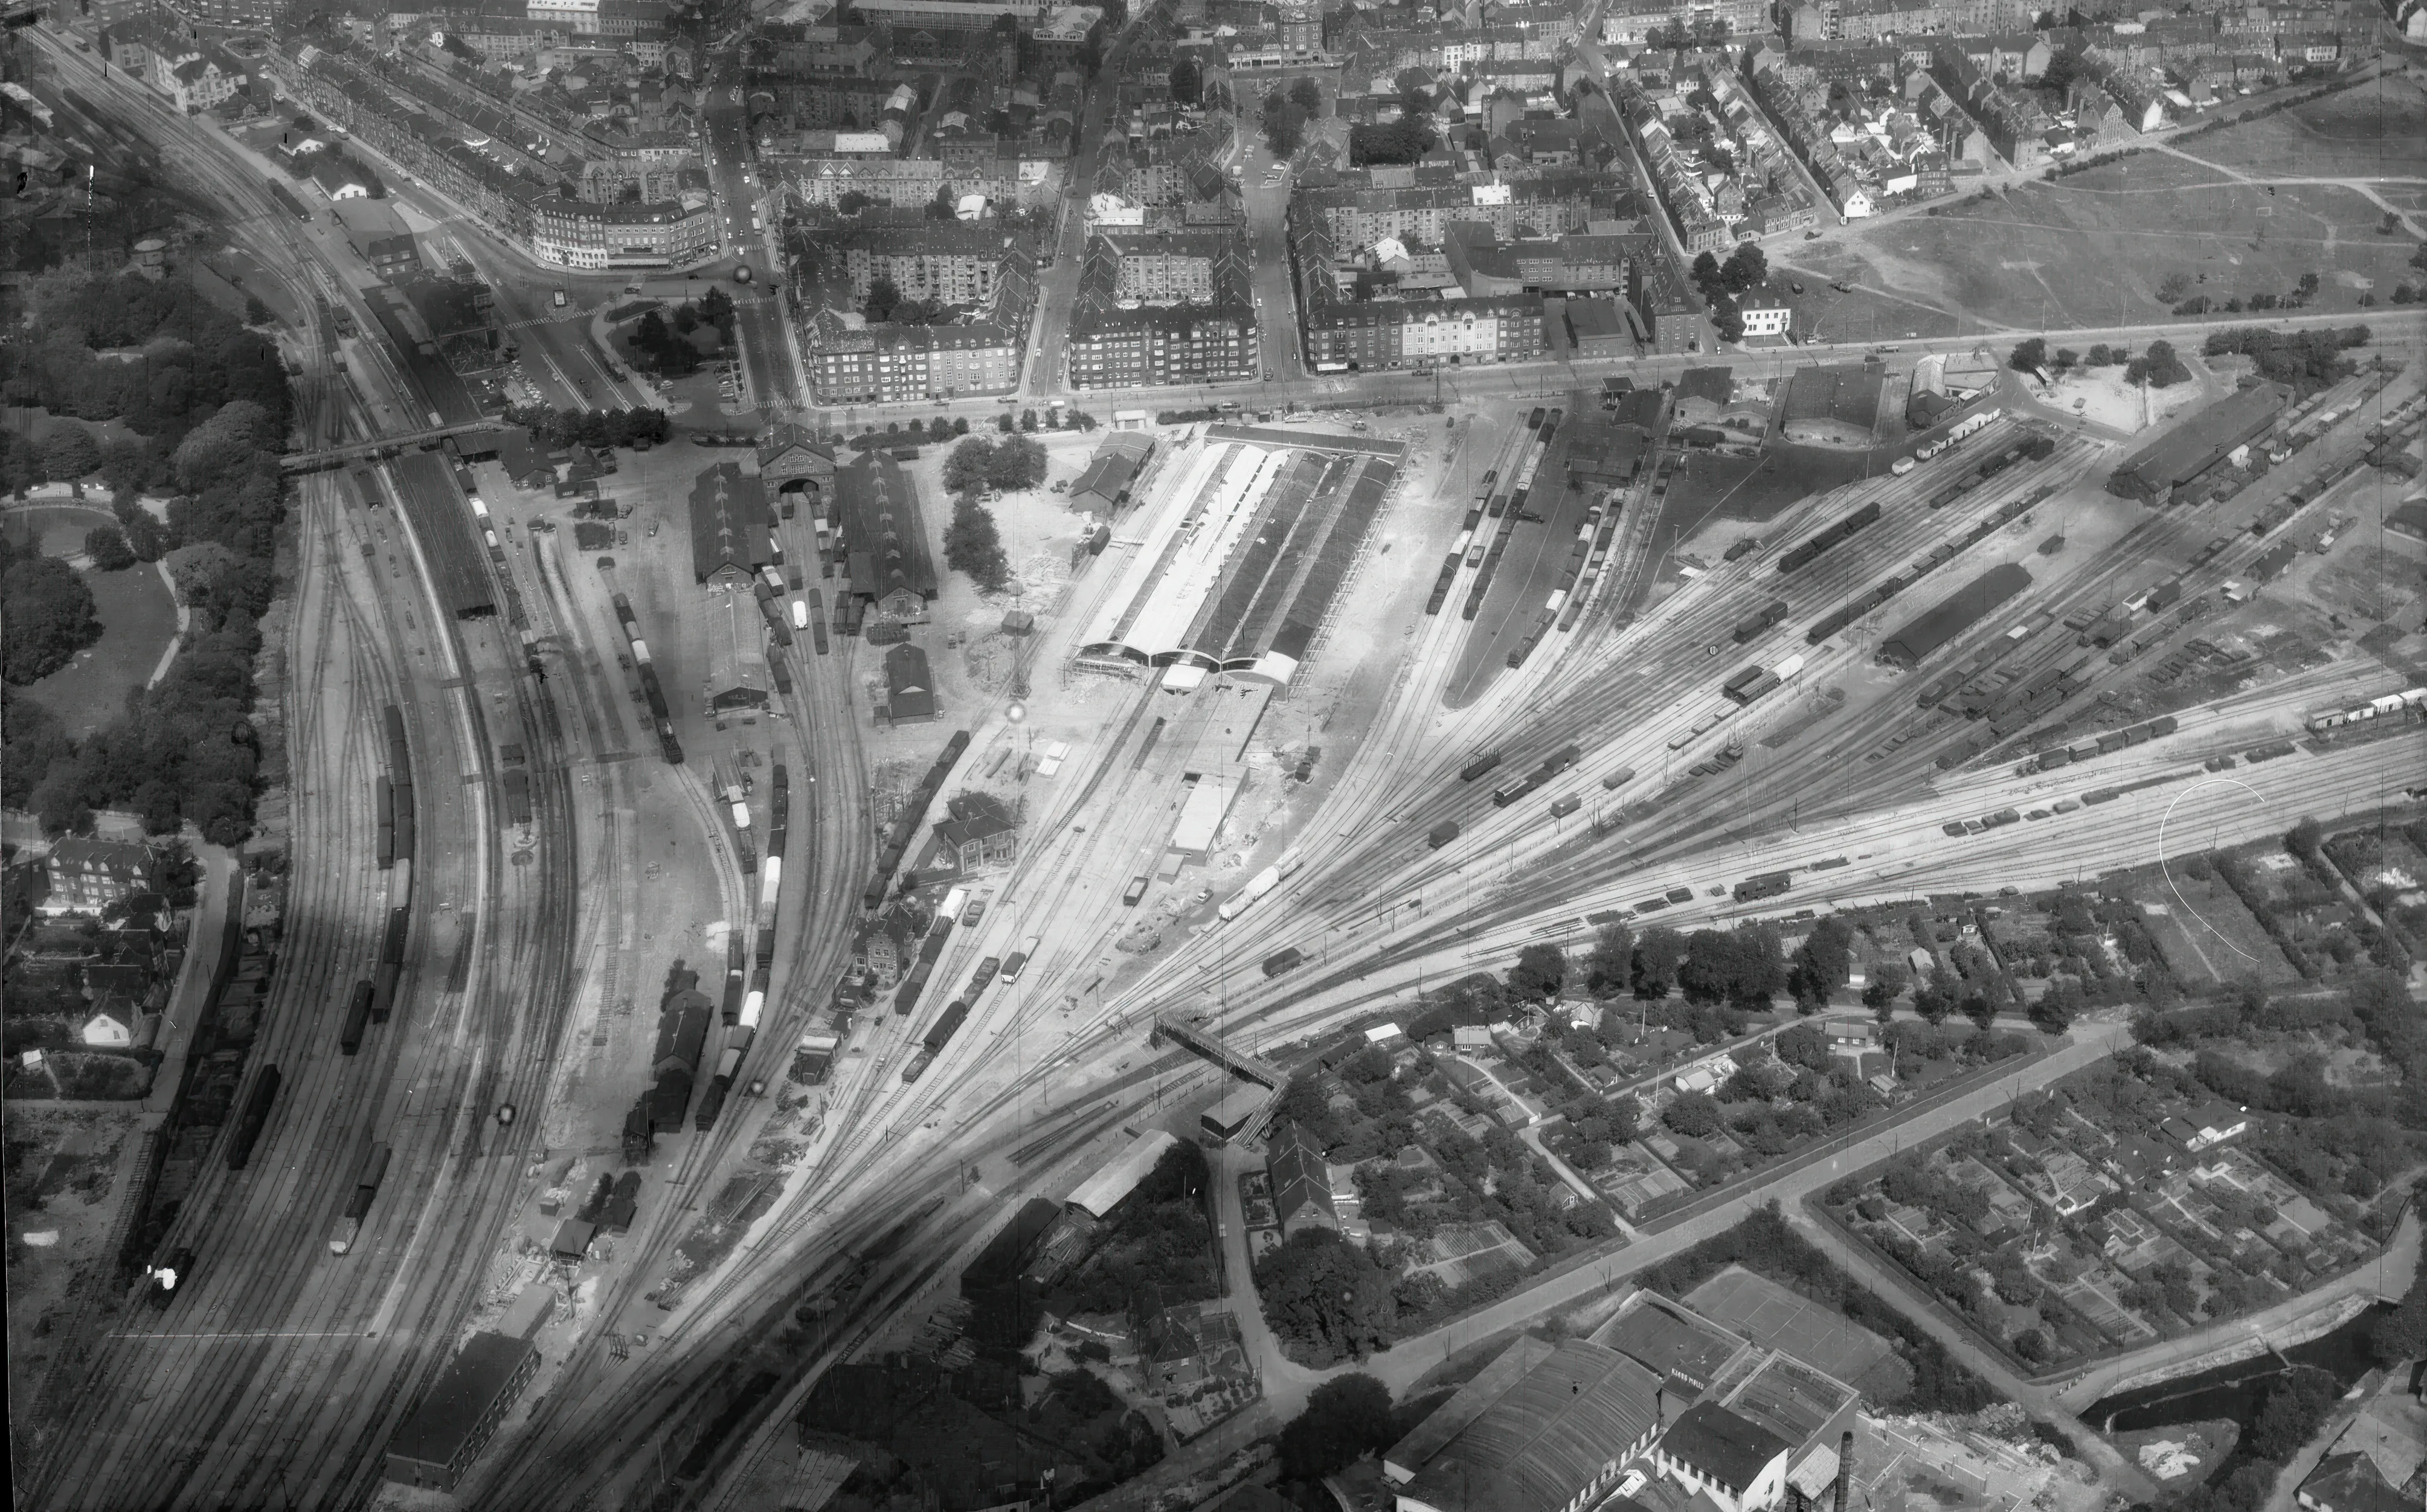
[1733,872,1791,902]
[863,729,973,910]
[1777,501,1882,574]
[225,1065,282,1171]
[1428,821,1461,849]
[328,1144,392,1255]
[903,998,972,1081]
[341,981,374,1055]
[1459,752,1503,781]
[1731,599,1790,644]
[1263,947,1305,978]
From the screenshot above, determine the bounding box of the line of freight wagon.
[2016,714,2180,774]
[1805,487,2051,647]
[1777,500,1881,574]
[863,730,972,910]
[1923,434,2054,508]
[902,943,1008,1080]
[610,592,687,764]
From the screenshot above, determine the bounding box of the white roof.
[1067,1130,1180,1218]
[1365,1023,1404,1044]
[1082,441,1288,668]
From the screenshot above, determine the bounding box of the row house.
[840,220,1029,303]
[1066,304,1258,388]
[1927,42,2048,167]
[1300,292,1544,370]
[1791,0,2034,39]
[530,192,715,269]
[1294,175,1606,250]
[1746,52,1879,219]
[1597,0,1772,45]
[1625,102,1734,254]
[802,249,1035,401]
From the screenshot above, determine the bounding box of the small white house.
[1673,1051,1740,1096]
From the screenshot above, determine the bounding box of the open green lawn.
[5,506,178,738]
[2181,72,2427,179]
[1779,80,2427,335]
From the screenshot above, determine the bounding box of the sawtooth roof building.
[1078,430,1405,687]
[687,462,771,586]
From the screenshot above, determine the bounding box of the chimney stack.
[1833,1429,1854,1512]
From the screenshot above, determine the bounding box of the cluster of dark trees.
[1689,245,1769,343]
[1058,1141,1223,1319]
[500,405,671,450]
[0,539,102,686]
[1635,1203,1998,1414]
[938,435,1047,592]
[2014,335,2190,387]
[2202,323,2370,396]
[625,292,731,377]
[1260,77,1326,159]
[2166,1366,2346,1512]
[864,276,955,325]
[3,274,295,844]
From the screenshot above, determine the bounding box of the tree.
[1720,243,1767,294]
[1584,922,1635,996]
[2051,347,2078,372]
[986,434,1048,491]
[864,276,902,322]
[1709,295,1744,345]
[1962,991,1996,1032]
[2009,336,2048,374]
[43,426,101,480]
[1690,249,1723,297]
[1262,91,1308,158]
[84,526,135,571]
[926,187,959,220]
[3,553,102,684]
[943,496,1012,591]
[1349,118,1433,167]
[1788,917,1854,1010]
[2155,272,2192,305]
[1169,57,1202,106]
[1635,926,1686,999]
[2295,271,2321,299]
[700,286,735,327]
[1252,1229,1397,1367]
[1288,77,1323,117]
[837,190,875,215]
[1278,1374,1396,1481]
[1019,408,1040,433]
[1508,942,1566,1001]
[1664,1091,1722,1138]
[943,437,996,495]
[1863,958,1909,1014]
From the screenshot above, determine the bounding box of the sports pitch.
[1683,1264,1901,1389]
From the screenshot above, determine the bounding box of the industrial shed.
[704,592,769,711]
[1881,562,2032,668]
[1781,362,1888,443]
[1079,432,1403,687]
[384,1332,541,1491]
[1066,1129,1181,1218]
[1069,431,1156,515]
[391,452,496,618]
[2107,381,2289,501]
[687,462,771,586]
[834,452,937,619]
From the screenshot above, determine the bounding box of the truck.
[328,1144,392,1255]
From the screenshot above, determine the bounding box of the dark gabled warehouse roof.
[2109,380,2287,498]
[834,453,937,604]
[385,1332,535,1471]
[687,461,770,585]
[391,452,495,618]
[1881,562,2032,668]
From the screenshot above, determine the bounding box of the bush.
[83,526,136,571]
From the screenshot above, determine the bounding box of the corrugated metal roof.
[1397,1339,1664,1512]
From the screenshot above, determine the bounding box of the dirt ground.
[4,1106,146,1432]
[2030,364,2216,437]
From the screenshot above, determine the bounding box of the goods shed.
[832,452,937,619]
[2107,381,2289,501]
[688,462,771,586]
[1067,1130,1181,1218]
[1781,363,1888,444]
[391,452,496,619]
[1880,562,2032,667]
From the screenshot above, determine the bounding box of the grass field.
[1776,78,2427,336]
[2182,73,2427,180]
[5,505,179,738]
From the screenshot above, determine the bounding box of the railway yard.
[5,17,2427,1512]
